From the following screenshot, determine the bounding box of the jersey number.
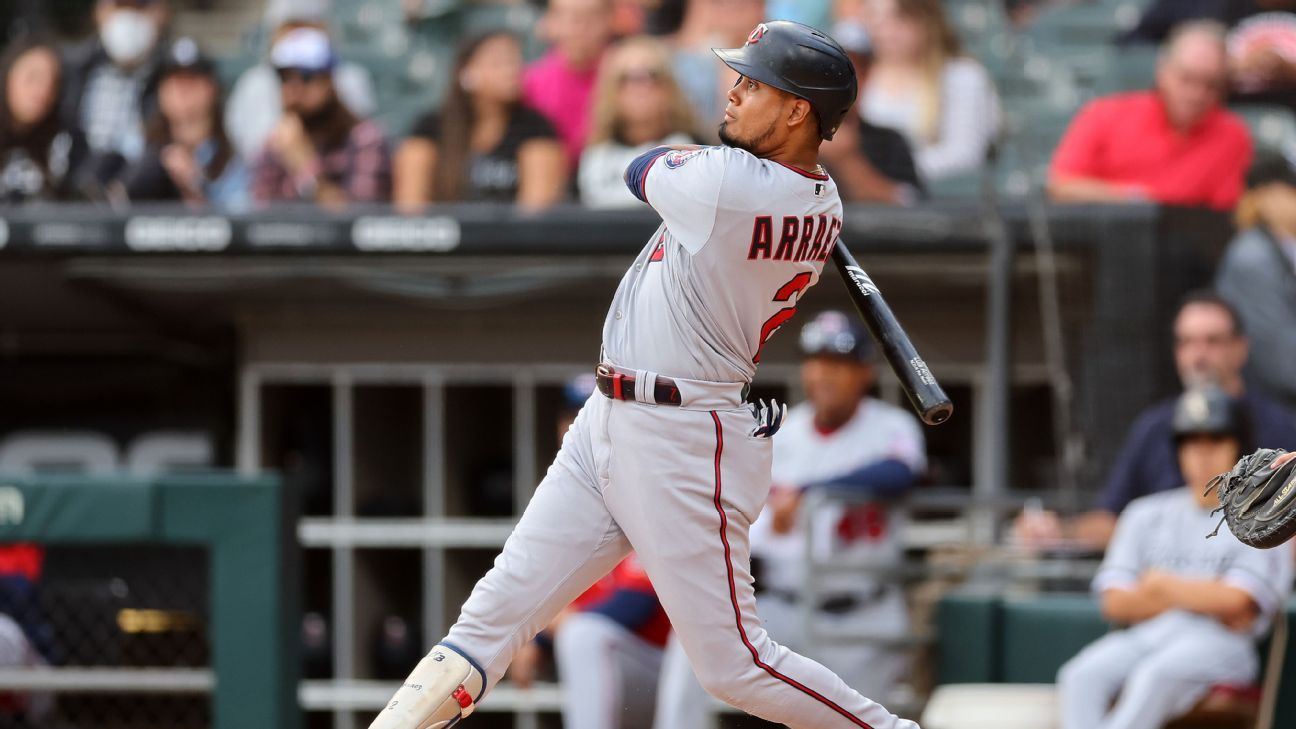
[753,272,813,363]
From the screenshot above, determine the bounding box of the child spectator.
[60,0,171,164]
[579,37,699,209]
[224,0,376,162]
[394,31,565,210]
[251,28,390,207]
[123,38,248,211]
[0,36,89,204]
[1217,151,1296,410]
[861,0,1000,183]
[671,0,767,136]
[1056,385,1292,729]
[523,0,616,169]
[1049,21,1251,210]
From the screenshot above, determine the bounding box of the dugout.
[0,200,1234,727]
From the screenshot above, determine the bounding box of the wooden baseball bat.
[831,240,953,426]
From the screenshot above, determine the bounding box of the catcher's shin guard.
[368,644,485,729]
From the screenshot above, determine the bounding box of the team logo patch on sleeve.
[664,149,701,169]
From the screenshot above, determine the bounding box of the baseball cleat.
[368,645,484,729]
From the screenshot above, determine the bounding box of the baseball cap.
[1172,384,1245,440]
[271,27,337,73]
[1246,149,1296,189]
[161,37,216,77]
[799,311,874,362]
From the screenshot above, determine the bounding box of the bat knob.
[922,401,954,427]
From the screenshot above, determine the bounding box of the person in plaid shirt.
[251,27,390,207]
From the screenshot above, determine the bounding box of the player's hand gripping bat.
[831,240,953,426]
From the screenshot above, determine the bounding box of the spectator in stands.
[523,0,616,169]
[1056,385,1292,729]
[123,38,248,211]
[224,0,376,162]
[579,37,699,209]
[861,0,1001,183]
[671,0,767,137]
[395,31,565,210]
[0,36,89,204]
[1217,151,1296,409]
[60,0,171,166]
[251,28,390,208]
[1049,21,1252,210]
[820,26,925,204]
[1015,291,1296,549]
[653,312,924,727]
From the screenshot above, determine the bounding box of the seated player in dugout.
[1015,290,1296,550]
[1056,384,1293,729]
[506,375,670,729]
[652,311,926,728]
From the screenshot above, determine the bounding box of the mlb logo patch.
[664,149,701,169]
[814,182,826,198]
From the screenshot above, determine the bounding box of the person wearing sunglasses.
[579,37,700,209]
[250,27,391,208]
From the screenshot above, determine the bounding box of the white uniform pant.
[554,612,662,729]
[443,393,918,729]
[1057,610,1258,729]
[653,590,911,729]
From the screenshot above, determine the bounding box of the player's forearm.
[1155,577,1258,626]
[1100,587,1168,624]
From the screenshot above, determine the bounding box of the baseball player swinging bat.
[830,241,953,426]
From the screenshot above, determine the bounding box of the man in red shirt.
[1049,20,1252,210]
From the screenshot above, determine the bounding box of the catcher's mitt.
[1206,448,1296,549]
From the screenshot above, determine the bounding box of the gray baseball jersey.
[604,145,845,383]
[1094,487,1291,635]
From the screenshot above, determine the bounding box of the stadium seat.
[1231,104,1296,152]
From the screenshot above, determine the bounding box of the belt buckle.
[596,364,628,400]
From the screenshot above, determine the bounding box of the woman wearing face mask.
[60,0,170,165]
[579,37,699,209]
[862,0,1000,183]
[394,31,566,211]
[123,38,248,211]
[0,37,89,205]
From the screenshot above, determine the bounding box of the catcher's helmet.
[713,20,859,141]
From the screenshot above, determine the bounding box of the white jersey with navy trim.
[603,145,845,383]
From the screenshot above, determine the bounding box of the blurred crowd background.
[1,1,1296,729]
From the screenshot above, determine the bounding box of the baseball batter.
[369,21,919,729]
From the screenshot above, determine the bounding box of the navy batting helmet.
[713,20,859,140]
[799,311,874,362]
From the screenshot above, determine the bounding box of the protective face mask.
[100,10,158,66]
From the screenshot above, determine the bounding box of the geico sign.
[125,216,231,252]
[353,216,461,252]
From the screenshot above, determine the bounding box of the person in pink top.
[522,0,615,169]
